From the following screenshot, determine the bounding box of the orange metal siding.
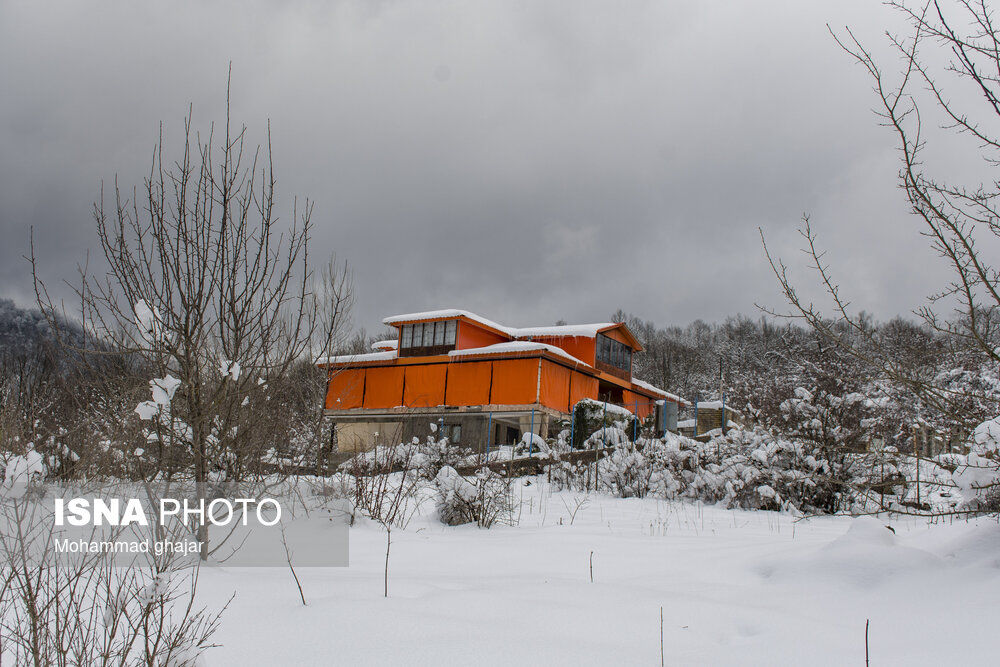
[569,371,598,408]
[621,390,636,413]
[622,390,654,419]
[457,320,508,350]
[489,358,540,405]
[533,336,596,365]
[621,388,656,419]
[403,364,448,407]
[538,360,572,412]
[601,326,632,347]
[444,361,493,406]
[326,369,366,410]
[362,366,405,409]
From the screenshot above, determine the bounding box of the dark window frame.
[596,333,632,372]
[399,320,459,357]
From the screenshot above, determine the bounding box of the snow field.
[197,479,1000,666]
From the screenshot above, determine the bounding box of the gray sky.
[0,0,954,334]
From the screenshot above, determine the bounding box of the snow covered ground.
[199,479,1000,666]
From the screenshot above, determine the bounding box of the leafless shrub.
[349,440,421,597]
[0,491,226,666]
[434,466,517,529]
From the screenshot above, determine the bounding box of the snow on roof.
[514,323,618,338]
[576,397,635,416]
[448,341,590,366]
[371,339,398,351]
[383,309,619,340]
[318,340,592,367]
[316,350,397,365]
[384,309,507,332]
[631,378,690,405]
[696,400,742,414]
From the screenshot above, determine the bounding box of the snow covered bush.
[551,424,900,514]
[569,399,638,449]
[596,439,678,499]
[434,465,516,528]
[598,442,654,498]
[514,431,550,457]
[778,386,875,455]
[951,416,1000,511]
[1,446,45,492]
[342,441,424,477]
[341,430,474,480]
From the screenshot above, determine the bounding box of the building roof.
[633,378,691,407]
[315,350,398,365]
[448,341,589,366]
[382,308,639,349]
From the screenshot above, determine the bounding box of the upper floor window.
[596,333,631,372]
[399,320,457,356]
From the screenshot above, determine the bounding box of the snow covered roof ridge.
[632,378,690,405]
[383,309,620,339]
[384,309,507,332]
[316,350,398,365]
[449,341,590,366]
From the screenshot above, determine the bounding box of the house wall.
[538,360,572,412]
[444,360,493,406]
[326,369,365,410]
[457,320,507,350]
[403,415,492,450]
[489,358,540,405]
[362,366,404,409]
[335,413,549,454]
[334,420,403,453]
[569,373,599,408]
[532,335,596,365]
[696,407,743,434]
[403,364,448,407]
[327,358,668,420]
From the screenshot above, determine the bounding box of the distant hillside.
[0,298,86,360]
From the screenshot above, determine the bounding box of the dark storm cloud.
[0,0,948,334]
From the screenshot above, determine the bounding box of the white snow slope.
[199,480,1000,666]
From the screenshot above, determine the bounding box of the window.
[447,424,461,443]
[399,319,459,355]
[596,333,631,372]
[434,320,445,346]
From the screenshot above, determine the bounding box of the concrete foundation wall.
[334,421,403,453]
[332,409,557,453]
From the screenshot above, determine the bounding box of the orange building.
[318,310,686,452]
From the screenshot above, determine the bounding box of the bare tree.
[763,1,1000,425]
[761,1,1000,507]
[349,440,420,597]
[32,77,352,556]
